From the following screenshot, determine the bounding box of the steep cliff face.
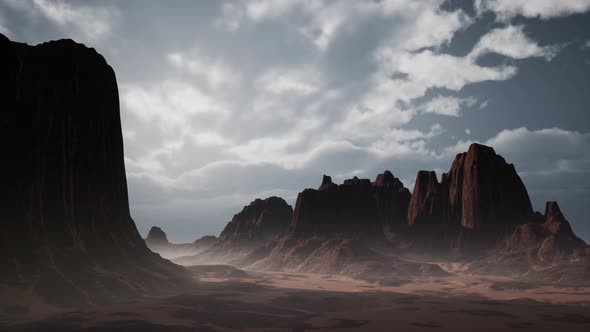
[0,34,191,305]
[407,171,444,227]
[373,171,412,226]
[442,144,534,230]
[291,172,411,236]
[408,144,533,231]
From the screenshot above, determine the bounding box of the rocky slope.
[249,173,444,278]
[0,34,192,306]
[144,226,217,259]
[244,144,588,280]
[406,143,537,254]
[468,201,589,280]
[174,197,293,265]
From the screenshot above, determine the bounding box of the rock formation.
[468,201,589,281]
[406,144,537,254]
[174,197,293,266]
[0,34,191,305]
[408,144,533,231]
[146,226,169,246]
[291,172,411,236]
[144,226,217,259]
[219,196,293,243]
[407,171,444,227]
[504,202,586,262]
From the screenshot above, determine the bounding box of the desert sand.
[2,265,590,332]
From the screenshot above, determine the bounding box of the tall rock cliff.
[290,172,411,236]
[408,144,533,230]
[406,143,535,253]
[0,34,191,305]
[444,144,533,230]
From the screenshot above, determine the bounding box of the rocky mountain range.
[163,142,588,282]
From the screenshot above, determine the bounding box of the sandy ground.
[1,265,590,331]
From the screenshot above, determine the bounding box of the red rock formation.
[534,202,585,261]
[443,143,533,230]
[291,171,411,235]
[407,171,443,227]
[174,197,292,266]
[0,34,191,305]
[409,143,533,232]
[374,171,412,226]
[219,196,293,243]
[469,202,588,278]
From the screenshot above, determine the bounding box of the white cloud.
[218,1,468,52]
[443,127,590,176]
[469,25,559,60]
[418,96,478,117]
[167,52,240,88]
[32,0,118,41]
[399,7,473,51]
[256,67,319,96]
[475,0,590,20]
[121,80,228,135]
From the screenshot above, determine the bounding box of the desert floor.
[2,265,590,331]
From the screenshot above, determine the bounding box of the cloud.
[418,96,478,117]
[469,25,559,60]
[32,0,118,41]
[256,66,319,96]
[217,1,470,53]
[443,127,590,176]
[167,52,240,88]
[475,0,590,20]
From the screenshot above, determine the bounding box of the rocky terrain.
[170,143,589,283]
[0,34,192,306]
[2,32,589,331]
[174,196,293,265]
[145,226,217,259]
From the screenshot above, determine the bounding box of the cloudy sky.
[2,0,590,242]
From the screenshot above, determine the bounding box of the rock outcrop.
[291,172,411,236]
[174,197,293,266]
[0,34,191,305]
[219,196,293,243]
[504,202,586,261]
[145,226,217,260]
[406,144,536,253]
[407,171,444,227]
[247,173,447,279]
[444,143,533,230]
[408,144,533,231]
[146,226,169,246]
[468,201,589,280]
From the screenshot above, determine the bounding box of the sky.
[2,0,589,243]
